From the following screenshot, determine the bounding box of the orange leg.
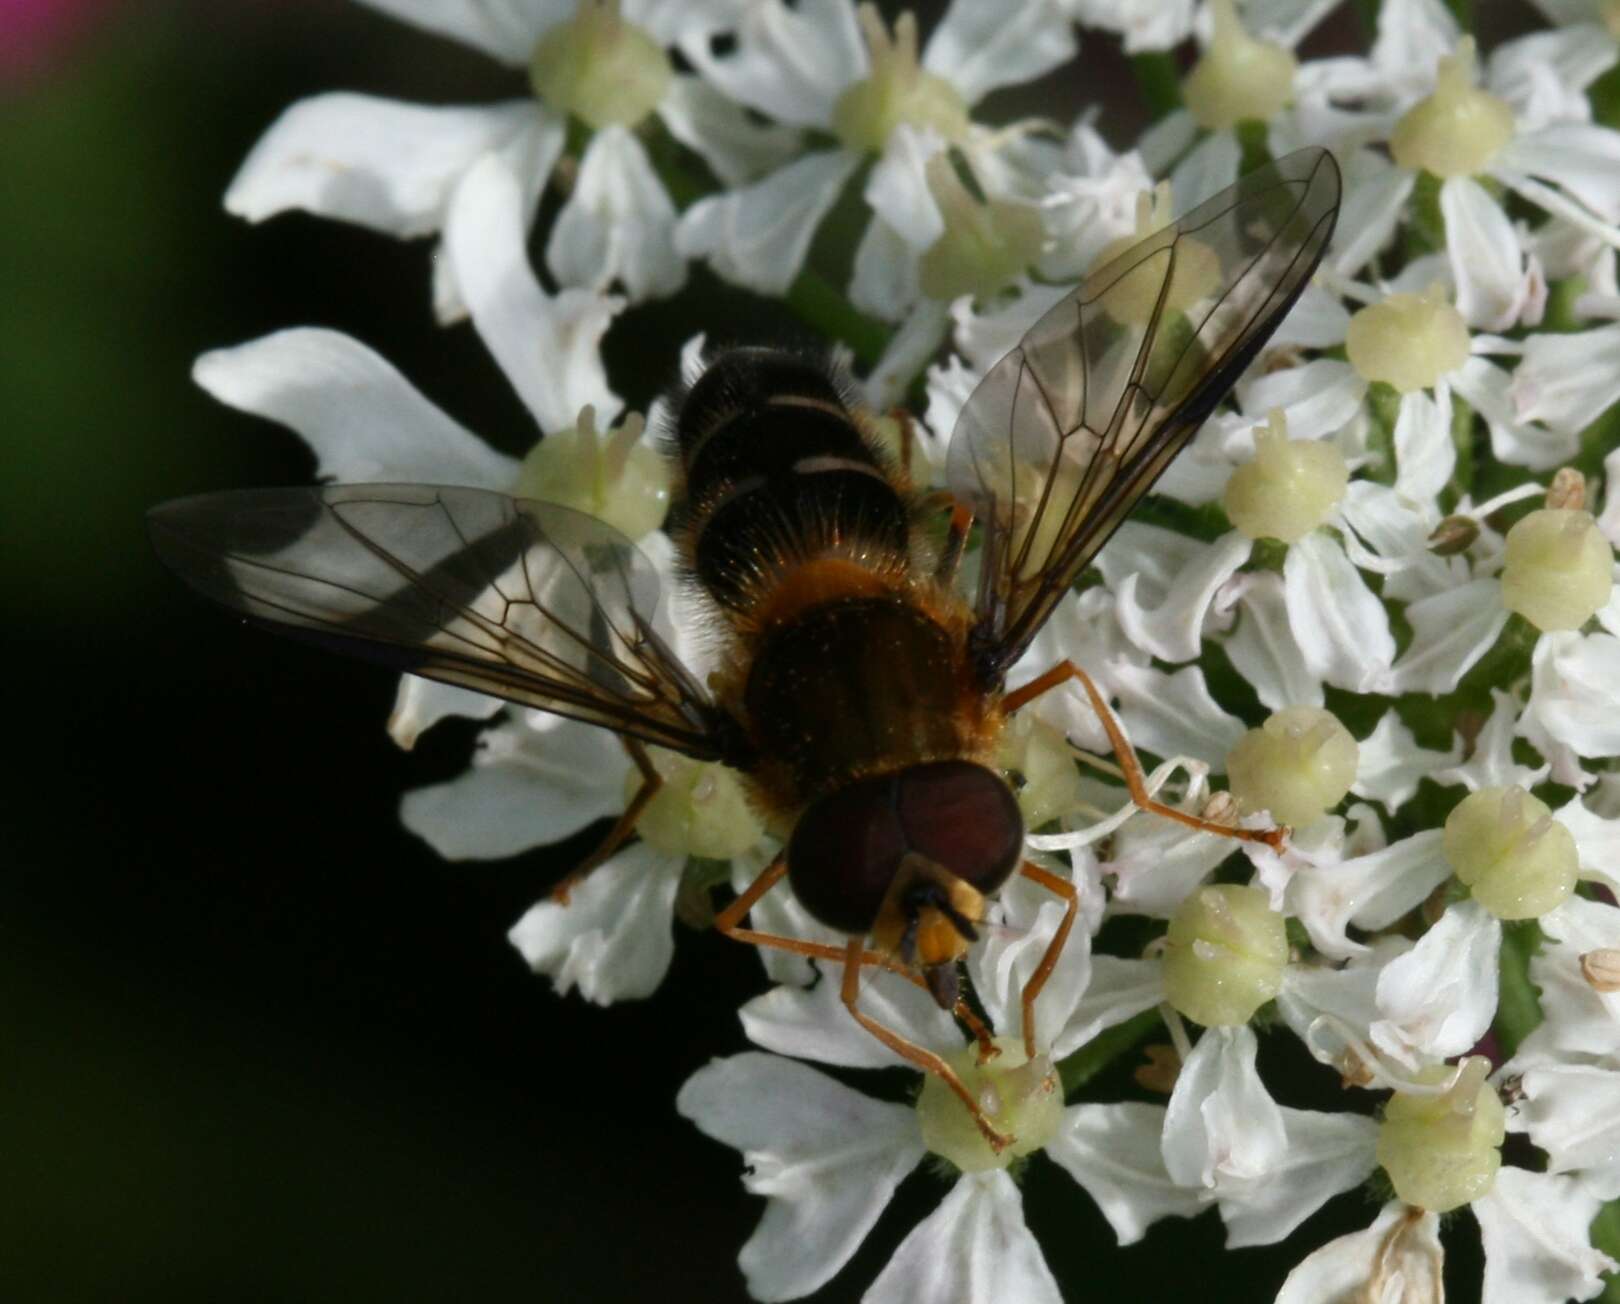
[1017,862,1078,1060]
[552,737,662,904]
[935,501,974,586]
[1004,660,1286,851]
[714,858,999,1065]
[839,937,1011,1153]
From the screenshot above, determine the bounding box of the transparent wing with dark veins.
[148,483,730,759]
[948,147,1341,682]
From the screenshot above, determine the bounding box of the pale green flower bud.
[1162,884,1287,1027]
[832,6,968,154]
[1377,1058,1504,1212]
[1091,184,1222,326]
[1182,0,1297,130]
[1344,284,1470,394]
[1499,508,1614,633]
[917,157,1044,304]
[1222,410,1348,543]
[515,406,672,541]
[1389,38,1515,179]
[1444,785,1578,920]
[1226,706,1359,829]
[998,716,1085,830]
[631,752,764,860]
[529,0,672,130]
[917,1037,1062,1173]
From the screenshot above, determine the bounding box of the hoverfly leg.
[1004,660,1287,852]
[551,738,664,905]
[934,501,974,586]
[714,857,1000,1062]
[839,937,1013,1154]
[1016,862,1078,1061]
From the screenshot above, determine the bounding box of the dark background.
[5,2,1540,1299]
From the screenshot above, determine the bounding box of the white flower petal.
[1434,688,1549,793]
[1600,445,1620,548]
[546,126,683,300]
[1283,533,1396,693]
[655,74,803,189]
[922,0,1076,104]
[1270,281,1353,351]
[1473,1168,1617,1304]
[740,969,963,1069]
[386,675,505,750]
[1385,577,1510,695]
[446,153,623,434]
[402,714,629,859]
[1009,586,1146,754]
[1222,570,1324,712]
[1070,0,1195,55]
[1452,354,1579,470]
[733,853,844,988]
[1557,797,1620,894]
[1236,358,1366,441]
[865,1171,1060,1304]
[350,0,544,64]
[1288,830,1450,961]
[1162,1025,1286,1191]
[1507,1061,1620,1188]
[1275,1203,1444,1304]
[1277,937,1412,1059]
[1113,663,1247,765]
[1223,1106,1380,1247]
[851,216,925,322]
[1521,630,1620,763]
[862,297,950,408]
[1115,531,1252,664]
[683,0,863,128]
[676,1053,925,1303]
[1371,899,1501,1070]
[1352,710,1462,811]
[676,149,862,294]
[225,94,539,235]
[193,328,518,486]
[864,124,946,251]
[1509,323,1620,436]
[507,840,679,1002]
[1513,896,1620,1064]
[1047,1102,1203,1245]
[1169,129,1242,214]
[1489,28,1616,130]
[1500,124,1620,223]
[1393,386,1456,503]
[1441,176,1532,331]
[1107,818,1236,918]
[1331,149,1416,277]
[1058,955,1165,1049]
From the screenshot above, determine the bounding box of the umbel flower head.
[178,0,1620,1301]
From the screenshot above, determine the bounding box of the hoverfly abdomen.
[673,349,912,615]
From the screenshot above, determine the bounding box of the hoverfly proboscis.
[151,148,1341,1152]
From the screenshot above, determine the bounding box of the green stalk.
[1130,52,1182,122]
[1591,1200,1620,1302]
[1493,921,1544,1061]
[784,271,892,368]
[1059,1008,1163,1094]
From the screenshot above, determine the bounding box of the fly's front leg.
[1003,660,1286,851]
[552,737,662,904]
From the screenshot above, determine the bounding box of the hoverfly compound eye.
[787,763,1024,934]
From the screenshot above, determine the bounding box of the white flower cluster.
[199,0,1620,1299]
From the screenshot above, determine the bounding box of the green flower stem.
[1058,1008,1163,1094]
[1493,920,1544,1061]
[1130,52,1182,122]
[1443,0,1473,31]
[785,270,893,368]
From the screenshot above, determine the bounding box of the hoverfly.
[150,148,1340,1151]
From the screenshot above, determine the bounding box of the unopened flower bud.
[917,156,1044,304]
[1092,184,1221,325]
[1222,410,1348,543]
[1581,949,1620,993]
[832,6,968,154]
[632,753,764,860]
[1546,467,1587,512]
[529,0,672,130]
[1182,0,1296,130]
[1428,514,1480,555]
[1389,38,1515,179]
[1226,706,1359,828]
[1377,1058,1504,1212]
[1162,884,1287,1027]
[1499,508,1614,632]
[1345,284,1470,394]
[917,1037,1061,1173]
[516,406,671,540]
[1443,785,1578,919]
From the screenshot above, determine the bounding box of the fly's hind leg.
[1003,660,1287,851]
[551,737,662,904]
[1016,861,1078,1061]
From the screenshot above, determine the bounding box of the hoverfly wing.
[948,147,1341,680]
[148,483,729,759]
